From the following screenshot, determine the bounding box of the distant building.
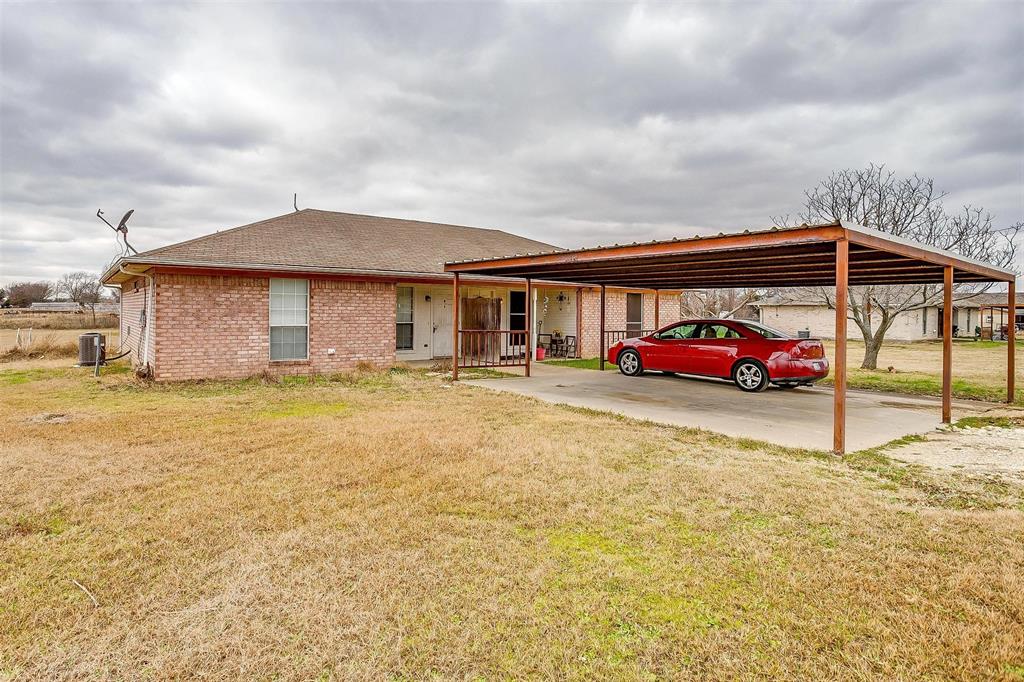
[26,301,119,314]
[752,293,1023,341]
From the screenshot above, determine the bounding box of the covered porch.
[455,284,585,369]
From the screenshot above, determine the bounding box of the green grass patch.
[821,369,1022,404]
[258,399,350,419]
[953,415,1024,429]
[0,367,75,386]
[542,357,604,370]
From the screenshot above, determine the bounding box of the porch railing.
[457,330,528,368]
[604,329,655,346]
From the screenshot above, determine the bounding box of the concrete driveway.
[464,363,1003,452]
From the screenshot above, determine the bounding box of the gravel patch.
[889,423,1024,478]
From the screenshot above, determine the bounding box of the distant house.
[100,209,682,381]
[753,293,1024,341]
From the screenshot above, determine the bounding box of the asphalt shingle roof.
[130,209,561,275]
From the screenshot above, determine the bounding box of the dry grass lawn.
[0,328,119,357]
[821,339,1022,404]
[0,312,119,331]
[2,363,1023,680]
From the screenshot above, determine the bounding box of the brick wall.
[152,274,397,381]
[579,289,602,357]
[309,279,396,370]
[658,292,683,327]
[578,289,658,358]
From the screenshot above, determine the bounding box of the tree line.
[1,272,118,309]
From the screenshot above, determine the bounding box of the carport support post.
[1009,280,1017,403]
[452,272,460,381]
[942,266,953,423]
[833,240,848,456]
[525,278,533,377]
[599,285,607,370]
[654,290,660,329]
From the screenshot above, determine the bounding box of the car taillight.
[788,341,824,359]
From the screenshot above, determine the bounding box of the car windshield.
[737,321,789,339]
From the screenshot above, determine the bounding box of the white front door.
[432,291,453,358]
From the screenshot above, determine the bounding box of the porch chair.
[558,335,577,358]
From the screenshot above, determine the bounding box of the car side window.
[659,323,699,340]
[702,324,741,339]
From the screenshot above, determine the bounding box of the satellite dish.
[97,207,139,255]
[117,209,134,232]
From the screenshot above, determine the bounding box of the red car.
[607,319,829,392]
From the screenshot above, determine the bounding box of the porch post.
[833,240,848,456]
[654,290,660,329]
[525,278,533,377]
[575,288,583,358]
[942,266,953,422]
[599,285,607,370]
[1009,280,1017,403]
[452,272,460,381]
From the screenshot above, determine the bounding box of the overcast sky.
[1,1,1021,285]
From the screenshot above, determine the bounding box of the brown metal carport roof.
[445,221,1012,288]
[444,220,1017,455]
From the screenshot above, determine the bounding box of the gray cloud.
[1,0,1021,284]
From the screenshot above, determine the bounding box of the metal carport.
[444,220,1017,455]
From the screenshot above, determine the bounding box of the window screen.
[397,286,414,350]
[270,278,308,360]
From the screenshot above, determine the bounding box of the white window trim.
[269,278,309,361]
[396,285,415,353]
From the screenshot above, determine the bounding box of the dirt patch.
[889,424,1024,478]
[27,412,72,424]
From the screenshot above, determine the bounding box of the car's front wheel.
[733,359,768,392]
[618,349,643,376]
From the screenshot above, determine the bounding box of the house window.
[270,278,308,360]
[396,286,414,350]
[509,291,526,345]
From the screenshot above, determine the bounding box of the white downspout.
[119,263,155,369]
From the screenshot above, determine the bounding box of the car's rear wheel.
[733,359,768,392]
[618,349,643,376]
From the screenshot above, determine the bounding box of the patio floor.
[463,363,1009,452]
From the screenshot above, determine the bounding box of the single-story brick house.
[753,292,1024,341]
[101,209,680,380]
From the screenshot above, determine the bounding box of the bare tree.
[6,281,54,307]
[57,271,103,325]
[776,165,1020,369]
[679,289,762,320]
